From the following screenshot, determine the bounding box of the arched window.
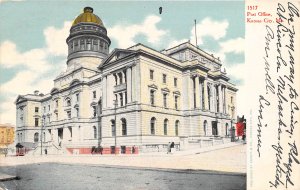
[17,133,19,142]
[34,132,39,142]
[150,117,156,135]
[93,126,97,139]
[121,118,127,136]
[111,120,116,136]
[203,120,207,136]
[225,123,229,136]
[164,119,168,135]
[43,132,46,142]
[175,120,180,136]
[20,133,22,142]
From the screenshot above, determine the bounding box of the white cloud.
[0,22,71,125]
[191,17,229,46]
[166,38,189,49]
[219,37,245,54]
[44,21,71,56]
[108,15,168,48]
[0,40,52,72]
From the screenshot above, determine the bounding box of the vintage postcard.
[0,0,299,190]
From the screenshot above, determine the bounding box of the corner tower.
[66,7,111,69]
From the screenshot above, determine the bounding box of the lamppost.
[113,99,118,155]
[41,115,45,155]
[230,106,235,142]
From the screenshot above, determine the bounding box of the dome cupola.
[66,7,111,65]
[72,7,104,27]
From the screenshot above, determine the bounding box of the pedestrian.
[171,142,175,153]
[167,142,171,154]
[132,145,135,154]
[44,149,48,155]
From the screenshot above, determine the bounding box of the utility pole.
[41,115,45,155]
[113,99,118,155]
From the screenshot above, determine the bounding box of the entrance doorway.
[212,121,218,136]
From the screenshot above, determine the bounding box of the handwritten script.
[255,2,300,188]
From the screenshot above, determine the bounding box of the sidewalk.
[140,141,245,156]
[0,143,246,173]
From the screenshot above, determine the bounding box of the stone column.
[209,83,213,111]
[102,76,107,108]
[218,84,223,113]
[108,74,115,108]
[123,92,126,106]
[122,71,126,84]
[189,77,194,109]
[213,84,217,112]
[131,66,136,102]
[199,77,203,109]
[224,86,227,114]
[194,76,199,108]
[203,79,208,110]
[126,67,132,103]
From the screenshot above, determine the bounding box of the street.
[0,163,245,190]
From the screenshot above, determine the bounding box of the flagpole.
[194,19,197,47]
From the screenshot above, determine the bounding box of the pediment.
[69,79,81,87]
[173,90,181,95]
[100,49,136,67]
[50,88,60,95]
[90,102,98,106]
[161,87,170,93]
[148,84,158,90]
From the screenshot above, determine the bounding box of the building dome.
[72,7,104,27]
[66,7,111,65]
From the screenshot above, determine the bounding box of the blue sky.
[0,0,245,125]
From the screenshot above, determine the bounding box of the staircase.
[26,142,68,156]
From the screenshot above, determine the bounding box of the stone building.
[15,7,237,154]
[0,124,15,146]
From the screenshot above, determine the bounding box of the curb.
[0,174,17,182]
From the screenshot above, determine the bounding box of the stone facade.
[15,7,237,154]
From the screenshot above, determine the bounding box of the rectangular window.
[174,78,177,87]
[93,91,96,99]
[150,70,154,80]
[120,93,123,106]
[163,74,167,83]
[175,96,178,110]
[43,106,46,112]
[76,93,79,102]
[56,100,58,108]
[150,90,155,106]
[35,118,39,127]
[76,108,79,118]
[93,106,97,117]
[48,105,50,111]
[112,121,116,137]
[67,111,71,119]
[163,93,167,108]
[48,116,50,123]
[35,107,39,113]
